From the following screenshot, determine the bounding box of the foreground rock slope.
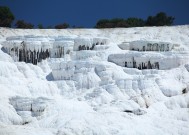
[0,26,189,135]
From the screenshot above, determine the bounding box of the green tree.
[95,19,111,28]
[146,12,174,26]
[116,20,129,28]
[95,18,143,28]
[111,18,125,27]
[145,16,154,26]
[127,18,145,27]
[15,20,34,29]
[0,6,15,27]
[55,23,69,29]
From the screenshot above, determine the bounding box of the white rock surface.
[0,26,189,135]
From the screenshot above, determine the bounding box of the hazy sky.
[1,0,189,27]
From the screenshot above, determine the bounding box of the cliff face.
[0,26,189,135]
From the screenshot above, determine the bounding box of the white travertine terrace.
[2,36,109,64]
[110,40,189,70]
[74,37,109,51]
[1,26,189,135]
[108,52,188,70]
[51,41,74,58]
[118,40,175,51]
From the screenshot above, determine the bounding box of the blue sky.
[0,0,189,27]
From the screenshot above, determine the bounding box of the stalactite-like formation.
[4,41,51,65]
[74,37,109,51]
[19,48,49,65]
[124,59,159,70]
[78,44,96,51]
[51,41,74,58]
[131,43,171,52]
[3,37,75,64]
[78,42,106,51]
[120,41,174,52]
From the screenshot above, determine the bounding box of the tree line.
[95,12,174,28]
[0,6,175,29]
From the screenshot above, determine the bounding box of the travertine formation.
[2,36,109,65]
[1,26,189,135]
[108,52,187,70]
[2,36,188,71]
[118,40,175,51]
[109,40,188,70]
